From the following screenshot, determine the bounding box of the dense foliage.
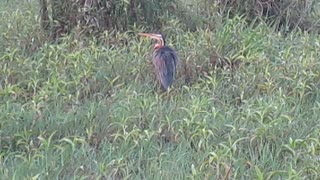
[40,0,319,39]
[1,0,320,179]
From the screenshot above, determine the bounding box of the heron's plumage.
[153,46,178,90]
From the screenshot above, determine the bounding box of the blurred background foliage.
[40,0,320,40]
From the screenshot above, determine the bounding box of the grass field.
[1,0,320,179]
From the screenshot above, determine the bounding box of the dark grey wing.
[153,47,178,90]
[153,55,169,90]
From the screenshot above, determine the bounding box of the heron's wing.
[153,49,178,90]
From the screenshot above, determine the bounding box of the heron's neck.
[154,38,165,50]
[154,44,163,50]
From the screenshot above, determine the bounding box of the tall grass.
[1,0,320,179]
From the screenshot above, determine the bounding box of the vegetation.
[1,0,320,179]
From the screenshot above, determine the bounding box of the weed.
[1,0,320,179]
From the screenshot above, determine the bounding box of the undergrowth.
[1,0,320,179]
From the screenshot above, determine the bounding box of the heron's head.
[138,33,166,49]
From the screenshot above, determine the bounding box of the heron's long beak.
[138,33,162,41]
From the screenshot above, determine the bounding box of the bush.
[218,0,319,32]
[40,0,320,40]
[40,0,177,39]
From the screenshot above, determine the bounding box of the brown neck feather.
[154,38,164,49]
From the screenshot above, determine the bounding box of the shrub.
[40,0,177,40]
[218,0,319,32]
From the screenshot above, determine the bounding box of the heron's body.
[153,46,178,90]
[138,32,178,91]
